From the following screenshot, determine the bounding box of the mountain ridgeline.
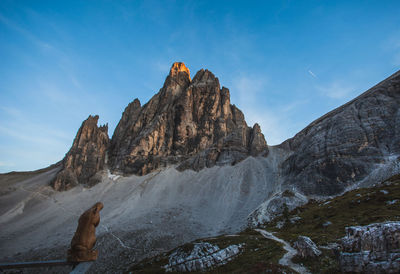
[279,70,400,195]
[51,63,400,197]
[51,62,268,190]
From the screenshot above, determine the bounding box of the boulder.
[164,242,243,272]
[293,236,322,258]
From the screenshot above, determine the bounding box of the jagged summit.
[51,115,109,191]
[52,63,268,189]
[170,62,191,80]
[108,62,268,176]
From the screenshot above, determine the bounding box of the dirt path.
[255,229,310,274]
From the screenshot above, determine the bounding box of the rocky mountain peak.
[51,115,109,191]
[108,62,268,176]
[51,62,268,189]
[191,69,219,86]
[170,62,191,80]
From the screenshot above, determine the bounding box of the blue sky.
[1,0,400,172]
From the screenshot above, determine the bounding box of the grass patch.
[292,249,339,273]
[262,174,400,273]
[265,178,400,245]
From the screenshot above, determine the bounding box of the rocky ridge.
[52,62,268,189]
[339,222,400,273]
[108,62,268,176]
[51,64,400,199]
[51,115,109,191]
[279,70,400,196]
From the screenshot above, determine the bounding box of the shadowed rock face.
[279,70,400,196]
[108,62,268,175]
[51,115,109,191]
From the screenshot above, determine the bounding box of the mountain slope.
[279,70,400,195]
[0,152,285,273]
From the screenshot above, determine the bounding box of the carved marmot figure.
[67,202,104,262]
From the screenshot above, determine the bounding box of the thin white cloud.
[0,105,71,145]
[0,161,15,168]
[393,52,400,66]
[155,61,171,73]
[0,12,85,92]
[382,33,400,66]
[281,99,309,112]
[230,75,296,145]
[242,109,290,145]
[316,81,356,100]
[0,125,68,147]
[233,75,266,106]
[0,106,24,118]
[308,70,317,78]
[0,13,54,51]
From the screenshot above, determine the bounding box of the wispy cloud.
[393,52,400,66]
[0,13,54,51]
[382,33,400,66]
[281,99,309,112]
[0,161,15,168]
[242,109,291,145]
[230,75,300,145]
[233,75,267,106]
[154,61,171,73]
[0,106,71,145]
[0,12,85,92]
[316,81,356,100]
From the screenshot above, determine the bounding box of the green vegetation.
[263,174,400,273]
[127,229,292,273]
[265,176,400,244]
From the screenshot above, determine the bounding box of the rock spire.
[51,115,109,191]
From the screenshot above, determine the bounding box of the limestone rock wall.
[51,115,109,191]
[108,62,268,175]
[339,222,400,273]
[280,71,400,195]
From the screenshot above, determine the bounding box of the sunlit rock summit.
[53,62,268,189]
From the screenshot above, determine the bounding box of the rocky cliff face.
[339,222,400,273]
[51,115,109,191]
[108,62,268,175]
[51,62,400,196]
[279,71,400,196]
